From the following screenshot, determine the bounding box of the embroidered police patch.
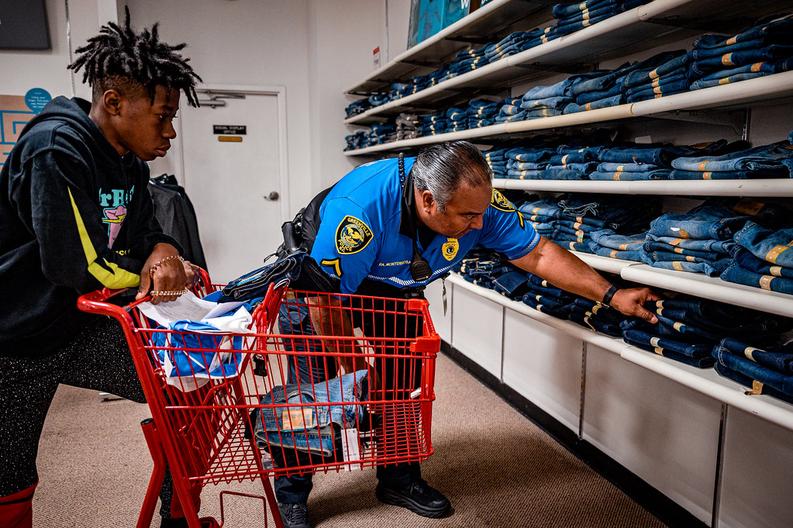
[442,238,459,261]
[491,188,515,212]
[335,215,373,254]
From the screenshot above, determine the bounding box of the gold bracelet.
[150,289,187,297]
[150,255,185,277]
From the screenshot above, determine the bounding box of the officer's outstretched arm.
[511,237,659,324]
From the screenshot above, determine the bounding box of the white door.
[179,89,286,282]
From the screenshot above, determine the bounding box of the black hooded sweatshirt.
[0,96,178,356]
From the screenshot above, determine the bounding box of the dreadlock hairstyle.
[68,7,202,107]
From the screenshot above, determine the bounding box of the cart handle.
[77,287,140,322]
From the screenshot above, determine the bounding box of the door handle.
[263,191,280,201]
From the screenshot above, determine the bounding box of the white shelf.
[621,265,793,319]
[345,0,791,124]
[494,178,793,197]
[346,0,549,94]
[344,70,793,156]
[447,273,793,431]
[447,273,625,354]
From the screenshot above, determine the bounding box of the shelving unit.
[345,70,793,156]
[495,178,793,197]
[346,0,788,125]
[448,273,793,431]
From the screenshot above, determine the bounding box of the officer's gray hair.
[411,141,492,212]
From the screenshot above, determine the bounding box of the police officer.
[275,141,658,528]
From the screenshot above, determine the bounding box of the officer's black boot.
[375,479,452,518]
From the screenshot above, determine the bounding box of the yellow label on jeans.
[718,78,731,86]
[654,347,664,356]
[765,244,793,263]
[703,171,713,179]
[744,346,758,362]
[726,36,737,45]
[722,53,734,66]
[619,243,628,250]
[770,265,783,277]
[759,275,774,290]
[751,62,764,72]
[672,261,684,271]
[750,380,764,395]
[673,322,684,332]
[610,249,619,258]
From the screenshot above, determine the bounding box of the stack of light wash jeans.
[395,113,420,141]
[367,123,395,145]
[621,296,789,369]
[344,130,369,151]
[519,78,578,119]
[541,144,603,180]
[505,146,556,180]
[690,15,793,91]
[345,99,372,118]
[588,230,649,262]
[518,198,561,238]
[466,98,500,128]
[446,107,468,132]
[643,203,749,276]
[549,0,621,38]
[621,50,692,103]
[418,112,447,136]
[670,140,793,180]
[721,221,793,295]
[482,147,509,178]
[712,337,793,404]
[495,97,527,123]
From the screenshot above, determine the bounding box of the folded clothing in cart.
[253,370,369,458]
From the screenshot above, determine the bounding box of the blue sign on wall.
[25,88,52,114]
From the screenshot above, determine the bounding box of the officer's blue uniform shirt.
[311,157,540,294]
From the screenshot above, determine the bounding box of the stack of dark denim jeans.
[592,142,703,181]
[344,130,369,151]
[446,107,468,132]
[484,30,544,64]
[721,221,793,295]
[395,113,420,141]
[482,147,509,178]
[418,112,447,136]
[518,198,560,238]
[542,144,602,180]
[345,99,372,118]
[368,92,389,108]
[387,82,412,102]
[448,46,490,77]
[505,146,556,180]
[495,97,526,123]
[622,51,692,103]
[458,252,511,289]
[367,123,395,145]
[712,337,793,404]
[690,15,793,91]
[670,141,793,180]
[621,296,790,369]
[643,203,749,276]
[519,79,577,119]
[549,0,621,39]
[466,98,500,128]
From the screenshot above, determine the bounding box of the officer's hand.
[610,287,660,323]
[137,243,188,304]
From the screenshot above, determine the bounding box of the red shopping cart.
[77,271,439,528]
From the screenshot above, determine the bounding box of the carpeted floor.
[36,353,666,527]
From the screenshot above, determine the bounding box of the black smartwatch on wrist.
[602,285,619,306]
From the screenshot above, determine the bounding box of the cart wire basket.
[77,270,439,527]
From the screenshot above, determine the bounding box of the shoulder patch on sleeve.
[335,215,374,254]
[490,188,515,212]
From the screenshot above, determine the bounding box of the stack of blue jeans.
[484,31,539,63]
[418,112,447,136]
[446,107,468,132]
[495,97,526,123]
[367,93,389,108]
[482,147,509,178]
[367,123,395,145]
[518,198,560,238]
[549,0,621,39]
[458,252,512,289]
[344,130,369,151]
[670,141,793,180]
[520,273,576,319]
[690,15,793,90]
[721,221,793,295]
[466,98,500,128]
[345,99,372,118]
[644,203,749,276]
[556,193,662,234]
[624,296,792,369]
[395,113,420,141]
[387,82,412,102]
[591,143,694,180]
[542,145,602,180]
[448,46,490,76]
[505,146,555,180]
[712,338,793,404]
[519,79,576,119]
[622,51,692,103]
[588,230,649,262]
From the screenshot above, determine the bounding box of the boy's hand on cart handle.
[137,243,188,304]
